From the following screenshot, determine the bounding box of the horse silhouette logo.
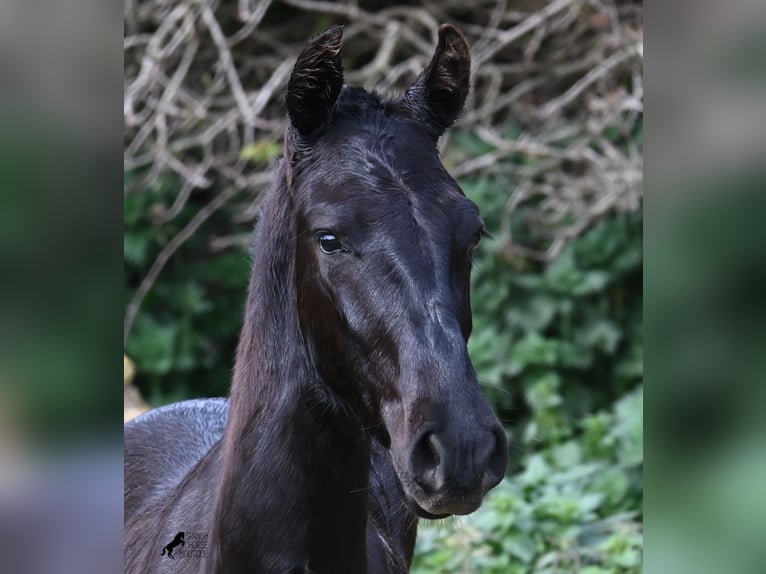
[161,532,185,559]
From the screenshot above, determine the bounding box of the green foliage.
[240,139,282,165]
[465,184,642,454]
[124,174,250,404]
[410,152,643,572]
[412,387,643,574]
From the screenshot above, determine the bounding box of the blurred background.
[124,1,643,572]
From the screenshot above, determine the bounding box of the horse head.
[283,25,509,518]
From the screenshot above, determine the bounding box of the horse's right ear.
[286,25,344,137]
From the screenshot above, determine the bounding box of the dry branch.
[124,0,643,340]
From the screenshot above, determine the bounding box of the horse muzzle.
[399,424,508,518]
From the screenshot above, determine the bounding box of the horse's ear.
[286,25,344,137]
[401,24,471,136]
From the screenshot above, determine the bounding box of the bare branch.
[124,0,643,335]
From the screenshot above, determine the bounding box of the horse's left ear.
[401,24,471,136]
[286,25,344,137]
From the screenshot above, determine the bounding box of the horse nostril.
[410,426,508,502]
[410,431,446,493]
[482,426,509,490]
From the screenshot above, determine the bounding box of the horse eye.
[469,233,483,254]
[317,233,345,254]
[469,226,490,255]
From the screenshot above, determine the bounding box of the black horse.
[124,24,508,574]
[161,532,184,559]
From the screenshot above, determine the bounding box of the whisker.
[348,486,372,494]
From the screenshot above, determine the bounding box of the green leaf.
[502,534,537,562]
[511,333,558,371]
[611,386,644,466]
[551,441,582,467]
[579,319,622,354]
[592,468,630,507]
[126,314,177,375]
[124,232,151,267]
[240,140,281,164]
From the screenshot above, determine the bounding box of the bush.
[124,172,250,404]
[412,385,642,574]
[409,158,643,572]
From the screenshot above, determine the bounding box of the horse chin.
[407,498,452,520]
[405,492,483,519]
[397,474,485,518]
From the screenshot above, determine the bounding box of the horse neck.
[208,172,370,573]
